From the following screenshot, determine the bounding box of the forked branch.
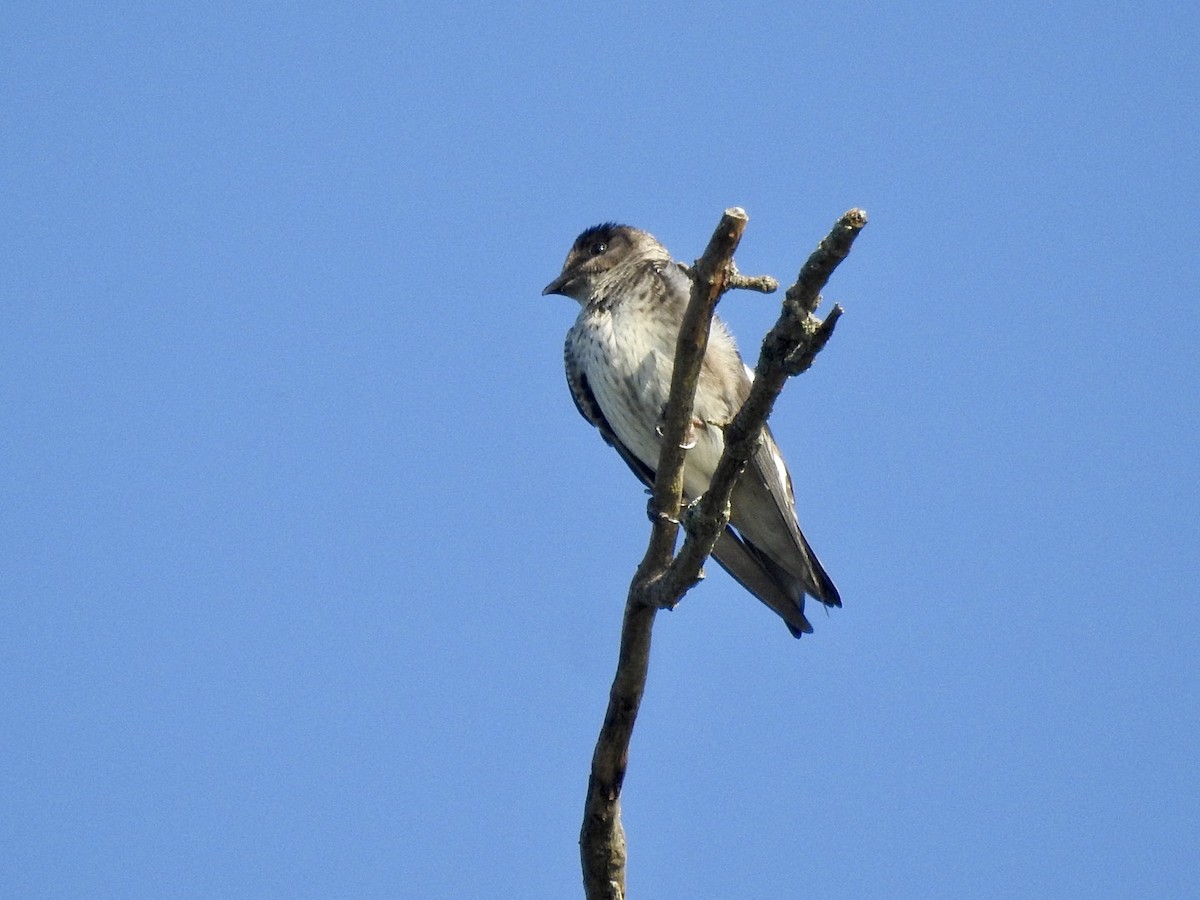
[580,208,867,900]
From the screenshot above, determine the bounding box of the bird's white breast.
[571,304,729,500]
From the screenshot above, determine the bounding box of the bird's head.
[542,223,664,301]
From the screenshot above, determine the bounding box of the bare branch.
[783,208,867,314]
[580,208,748,900]
[579,208,867,899]
[640,207,749,573]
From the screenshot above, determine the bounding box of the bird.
[544,223,841,638]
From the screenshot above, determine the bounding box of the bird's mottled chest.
[569,304,675,457]
[579,302,676,393]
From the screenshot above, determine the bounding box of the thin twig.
[728,264,779,294]
[678,261,779,294]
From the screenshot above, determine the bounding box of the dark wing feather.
[711,530,814,636]
[724,427,840,609]
[728,425,841,609]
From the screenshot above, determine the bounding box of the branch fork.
[580,207,867,900]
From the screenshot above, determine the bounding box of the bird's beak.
[542,272,574,296]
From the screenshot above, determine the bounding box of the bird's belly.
[584,316,725,500]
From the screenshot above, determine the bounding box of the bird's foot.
[655,408,702,449]
[645,496,679,525]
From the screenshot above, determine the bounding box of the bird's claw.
[655,407,701,449]
[645,496,678,525]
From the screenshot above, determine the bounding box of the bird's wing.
[730,425,841,608]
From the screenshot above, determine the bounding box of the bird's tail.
[712,528,817,638]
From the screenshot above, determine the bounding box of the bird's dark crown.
[573,222,628,250]
[566,223,639,265]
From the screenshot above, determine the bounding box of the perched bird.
[544,223,841,638]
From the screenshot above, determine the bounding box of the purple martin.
[544,223,841,638]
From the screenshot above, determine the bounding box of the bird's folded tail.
[712,528,815,638]
[793,526,842,610]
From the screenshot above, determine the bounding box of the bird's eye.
[590,241,607,255]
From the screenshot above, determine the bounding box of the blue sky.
[3,2,1198,897]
